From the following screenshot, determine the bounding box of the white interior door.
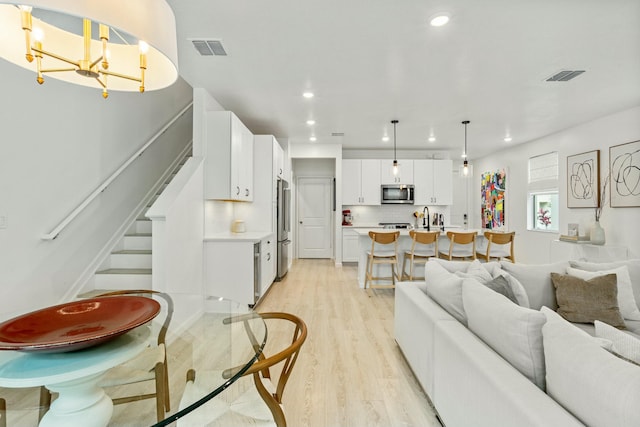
[297,177,332,258]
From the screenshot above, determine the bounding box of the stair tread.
[96,268,152,275]
[125,233,152,237]
[112,250,152,255]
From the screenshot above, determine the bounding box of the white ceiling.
[166,0,640,159]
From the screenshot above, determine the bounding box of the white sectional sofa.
[394,258,640,427]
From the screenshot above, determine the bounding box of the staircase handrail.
[41,102,194,241]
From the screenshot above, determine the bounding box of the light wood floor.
[253,259,438,427]
[1,259,438,426]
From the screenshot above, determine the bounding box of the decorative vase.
[590,221,606,245]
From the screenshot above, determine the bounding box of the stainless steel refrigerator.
[276,179,291,280]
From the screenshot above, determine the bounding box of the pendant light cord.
[392,119,398,160]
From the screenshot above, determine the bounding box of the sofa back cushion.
[542,306,640,427]
[425,260,467,325]
[569,259,640,311]
[500,261,569,310]
[462,279,547,390]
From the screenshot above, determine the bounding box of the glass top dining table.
[0,293,267,427]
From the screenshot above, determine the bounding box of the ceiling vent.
[331,132,345,137]
[191,40,227,56]
[545,70,585,82]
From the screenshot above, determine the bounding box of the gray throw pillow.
[550,273,626,329]
[484,275,518,304]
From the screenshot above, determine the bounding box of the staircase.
[88,153,190,292]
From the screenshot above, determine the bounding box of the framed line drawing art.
[567,150,600,208]
[610,140,640,207]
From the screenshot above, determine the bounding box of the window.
[528,152,559,232]
[530,191,559,231]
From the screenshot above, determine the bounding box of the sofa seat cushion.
[542,307,640,427]
[595,320,640,364]
[462,278,547,390]
[500,261,569,310]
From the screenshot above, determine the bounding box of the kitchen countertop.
[352,227,479,237]
[204,231,274,243]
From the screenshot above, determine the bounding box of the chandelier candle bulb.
[99,24,109,69]
[20,6,33,62]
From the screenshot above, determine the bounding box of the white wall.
[0,60,193,318]
[472,106,640,264]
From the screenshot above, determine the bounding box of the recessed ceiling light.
[504,136,513,142]
[430,14,450,27]
[303,91,314,99]
[306,120,315,125]
[428,136,436,143]
[382,136,390,142]
[309,136,317,142]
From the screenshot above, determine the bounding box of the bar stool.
[438,231,477,261]
[364,231,400,289]
[401,230,440,281]
[476,231,516,263]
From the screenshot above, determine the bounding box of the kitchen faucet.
[422,206,430,231]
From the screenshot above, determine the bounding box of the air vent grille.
[331,132,345,137]
[546,70,585,82]
[191,40,227,56]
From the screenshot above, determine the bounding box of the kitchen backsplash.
[343,204,453,226]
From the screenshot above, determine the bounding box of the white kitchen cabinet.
[342,228,360,262]
[342,159,381,205]
[380,159,414,184]
[260,234,276,295]
[274,141,284,179]
[205,111,254,201]
[414,159,453,205]
[250,135,283,233]
[204,241,257,307]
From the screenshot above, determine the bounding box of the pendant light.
[391,119,399,175]
[461,120,470,176]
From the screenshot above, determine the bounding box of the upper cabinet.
[414,159,453,205]
[380,159,414,184]
[342,159,381,205]
[205,111,254,201]
[274,141,284,179]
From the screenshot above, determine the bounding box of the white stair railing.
[42,102,193,240]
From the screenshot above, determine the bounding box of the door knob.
[299,221,303,224]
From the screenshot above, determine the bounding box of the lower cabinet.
[204,234,275,307]
[342,228,359,262]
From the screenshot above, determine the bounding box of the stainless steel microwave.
[381,184,415,204]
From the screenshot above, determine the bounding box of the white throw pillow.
[569,259,640,310]
[430,257,474,273]
[500,261,569,310]
[595,320,640,364]
[462,259,494,283]
[567,266,640,321]
[462,279,546,390]
[542,308,640,427]
[425,260,466,325]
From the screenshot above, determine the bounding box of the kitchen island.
[352,228,482,288]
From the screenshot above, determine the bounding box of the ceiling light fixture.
[302,91,314,98]
[428,135,436,143]
[306,119,315,125]
[309,136,317,142]
[0,1,178,99]
[382,135,389,142]
[461,120,470,176]
[430,14,450,27]
[504,136,512,142]
[391,119,399,175]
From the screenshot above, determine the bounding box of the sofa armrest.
[395,282,456,396]
[433,321,585,427]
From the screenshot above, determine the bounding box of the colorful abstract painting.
[481,169,506,229]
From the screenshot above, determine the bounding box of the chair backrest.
[484,231,515,245]
[94,289,174,346]
[369,230,400,245]
[446,231,476,245]
[236,312,307,427]
[410,230,439,245]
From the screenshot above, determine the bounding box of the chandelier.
[0,1,178,98]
